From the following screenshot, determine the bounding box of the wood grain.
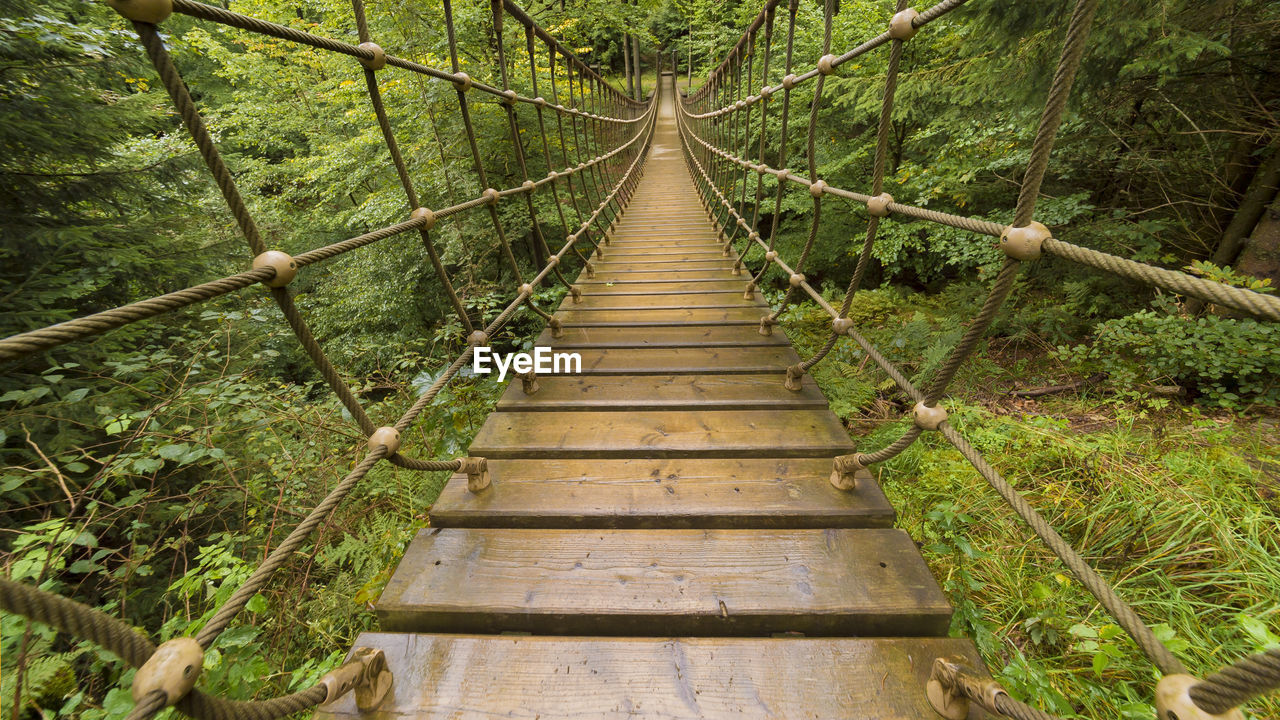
[377,528,951,636]
[555,307,766,327]
[534,325,789,348]
[429,458,895,529]
[315,633,990,719]
[496,374,826,411]
[544,347,802,375]
[469,409,854,458]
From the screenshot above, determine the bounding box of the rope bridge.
[0,0,1277,718]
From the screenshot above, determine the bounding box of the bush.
[1059,310,1280,408]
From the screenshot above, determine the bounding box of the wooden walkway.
[319,78,987,719]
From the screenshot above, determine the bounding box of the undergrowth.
[782,287,1280,719]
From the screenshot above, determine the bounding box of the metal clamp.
[829,453,867,491]
[459,456,491,493]
[926,657,1005,720]
[319,647,393,712]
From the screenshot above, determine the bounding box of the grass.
[782,286,1280,719]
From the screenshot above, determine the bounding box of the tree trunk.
[633,35,642,99]
[1186,142,1280,314]
[623,34,633,98]
[1234,198,1280,293]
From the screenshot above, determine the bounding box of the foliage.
[1058,310,1280,409]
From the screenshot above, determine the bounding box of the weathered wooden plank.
[496,374,825,411]
[429,458,895,529]
[533,325,789,348]
[377,528,951,636]
[602,249,726,259]
[315,634,990,720]
[469,409,853,458]
[573,279,747,292]
[594,259,734,270]
[584,271,738,282]
[556,307,765,327]
[554,347,801,374]
[567,294,764,309]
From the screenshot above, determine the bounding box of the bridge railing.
[0,0,660,716]
[674,1,1279,718]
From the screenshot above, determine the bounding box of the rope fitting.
[833,317,853,335]
[765,250,779,262]
[521,179,535,192]
[913,401,948,431]
[319,647,393,711]
[782,73,798,90]
[1157,675,1246,720]
[548,255,561,267]
[927,658,1004,720]
[809,180,827,198]
[789,272,806,288]
[252,251,297,288]
[732,260,743,276]
[1000,221,1051,261]
[533,96,547,107]
[483,188,500,205]
[548,317,564,339]
[459,456,491,492]
[784,364,805,391]
[867,192,894,217]
[357,42,386,71]
[889,8,921,41]
[410,207,437,230]
[501,89,517,105]
[468,330,488,346]
[519,283,534,297]
[452,72,472,92]
[517,369,540,394]
[107,0,172,23]
[368,427,401,455]
[760,85,774,99]
[131,636,203,708]
[547,170,559,180]
[817,54,837,75]
[830,454,867,491]
[584,260,594,278]
[569,285,582,303]
[743,281,756,300]
[758,316,775,336]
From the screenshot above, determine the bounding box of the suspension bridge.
[1,0,1278,718]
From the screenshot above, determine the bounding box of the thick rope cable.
[1190,647,1280,715]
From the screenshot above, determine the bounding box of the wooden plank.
[429,457,895,529]
[315,633,990,720]
[376,528,952,636]
[584,271,738,282]
[574,279,747,292]
[468,409,853,458]
[533,325,789,348]
[603,249,726,258]
[555,347,801,374]
[556,307,766,327]
[595,259,734,269]
[496,374,826,411]
[567,294,764,309]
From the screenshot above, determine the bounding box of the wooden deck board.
[315,633,990,720]
[429,458,894,529]
[377,528,951,636]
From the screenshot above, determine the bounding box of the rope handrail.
[676,0,1277,717]
[2,0,660,715]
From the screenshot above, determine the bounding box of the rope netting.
[675,0,1278,718]
[1,0,658,716]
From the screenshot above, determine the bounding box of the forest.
[1,0,1278,717]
